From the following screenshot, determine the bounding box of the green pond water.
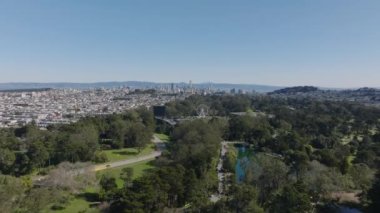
[235,145,253,183]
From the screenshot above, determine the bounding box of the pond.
[235,145,252,183]
[235,158,245,183]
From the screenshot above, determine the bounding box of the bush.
[223,148,237,173]
[51,193,70,210]
[51,204,66,210]
[93,151,108,163]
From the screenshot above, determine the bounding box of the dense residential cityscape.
[0,81,249,128]
[0,87,183,128]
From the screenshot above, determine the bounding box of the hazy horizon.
[1,1,379,88]
[1,81,378,90]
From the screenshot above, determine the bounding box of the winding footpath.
[93,135,165,171]
[33,136,165,183]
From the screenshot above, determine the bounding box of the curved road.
[93,135,165,172]
[33,135,166,183]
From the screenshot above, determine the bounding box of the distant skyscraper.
[189,80,193,94]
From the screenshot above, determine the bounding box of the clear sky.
[0,0,379,88]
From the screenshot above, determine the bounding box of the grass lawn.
[101,144,155,162]
[341,134,364,145]
[45,187,100,213]
[348,155,356,166]
[49,161,154,213]
[96,159,155,188]
[155,133,170,142]
[369,127,378,135]
[49,198,97,213]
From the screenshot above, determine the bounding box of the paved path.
[210,141,229,202]
[33,135,166,183]
[93,151,161,171]
[93,135,165,171]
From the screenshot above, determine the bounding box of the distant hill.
[269,86,380,106]
[270,86,319,94]
[355,87,380,93]
[0,82,282,93]
[0,88,52,93]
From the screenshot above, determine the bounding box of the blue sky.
[0,0,379,87]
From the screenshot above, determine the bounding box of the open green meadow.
[96,159,155,188]
[155,133,170,142]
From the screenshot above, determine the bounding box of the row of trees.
[0,107,155,176]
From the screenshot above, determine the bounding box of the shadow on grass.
[78,192,100,202]
[112,150,138,156]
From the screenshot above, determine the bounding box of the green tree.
[303,161,353,202]
[99,174,118,201]
[57,124,99,162]
[125,122,152,152]
[120,167,134,187]
[0,148,16,174]
[13,153,33,176]
[171,119,221,177]
[93,151,108,163]
[0,175,25,212]
[245,153,289,204]
[366,172,380,213]
[19,187,61,213]
[27,140,49,169]
[228,184,264,213]
[223,148,237,173]
[268,182,312,213]
[137,107,156,131]
[107,117,126,149]
[349,163,374,191]
[287,150,309,179]
[100,174,117,192]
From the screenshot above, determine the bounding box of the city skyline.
[1,1,380,87]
